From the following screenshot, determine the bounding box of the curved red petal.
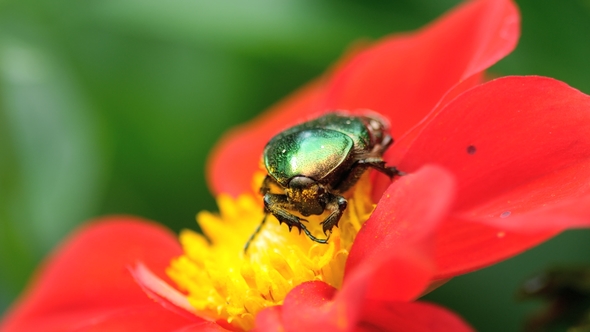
[469,195,590,231]
[3,306,222,332]
[257,279,472,332]
[321,0,518,139]
[349,165,456,261]
[207,0,519,196]
[267,280,472,332]
[280,281,343,331]
[0,217,200,331]
[277,280,365,332]
[347,165,456,298]
[433,218,557,278]
[363,254,434,303]
[386,75,486,166]
[394,76,590,277]
[274,249,437,331]
[357,300,474,332]
[130,262,197,316]
[253,306,283,332]
[398,76,590,222]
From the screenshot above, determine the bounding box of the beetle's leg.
[263,193,308,233]
[333,158,403,193]
[367,133,405,176]
[245,192,304,253]
[332,161,369,193]
[320,194,347,235]
[245,176,292,253]
[366,133,405,177]
[263,193,330,244]
[244,175,278,253]
[359,158,405,178]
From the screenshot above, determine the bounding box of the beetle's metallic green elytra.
[245,111,401,252]
[264,129,353,187]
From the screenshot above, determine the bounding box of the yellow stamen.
[167,173,375,331]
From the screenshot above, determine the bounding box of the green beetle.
[245,111,401,251]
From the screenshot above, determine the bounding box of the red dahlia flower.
[3,0,590,331]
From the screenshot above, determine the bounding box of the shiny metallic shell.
[264,128,354,187]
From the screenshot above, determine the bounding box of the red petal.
[433,218,557,278]
[130,262,197,316]
[0,217,201,331]
[263,277,472,332]
[347,165,456,300]
[322,0,519,139]
[394,76,590,277]
[274,248,441,330]
[279,281,358,332]
[471,195,590,231]
[357,300,474,332]
[253,306,283,332]
[207,0,519,197]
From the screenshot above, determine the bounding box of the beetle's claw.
[302,227,330,244]
[391,166,406,177]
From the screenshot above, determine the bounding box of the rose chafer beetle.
[245,111,401,251]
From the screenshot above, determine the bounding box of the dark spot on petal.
[500,211,511,218]
[467,145,477,155]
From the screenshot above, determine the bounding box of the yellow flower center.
[166,173,375,331]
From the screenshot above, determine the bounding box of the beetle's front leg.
[264,193,329,244]
[263,193,308,233]
[321,194,347,235]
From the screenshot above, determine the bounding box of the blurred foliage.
[516,265,590,331]
[1,0,590,330]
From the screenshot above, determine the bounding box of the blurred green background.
[1,0,590,330]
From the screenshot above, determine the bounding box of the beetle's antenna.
[244,214,268,254]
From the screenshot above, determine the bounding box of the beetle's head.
[285,176,325,216]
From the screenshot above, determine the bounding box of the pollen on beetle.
[166,173,376,331]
